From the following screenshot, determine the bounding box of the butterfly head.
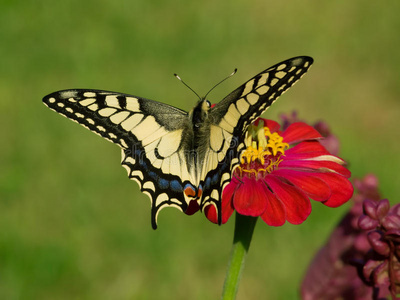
[190,98,211,128]
[201,98,212,111]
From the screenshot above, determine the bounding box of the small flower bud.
[363,259,382,282]
[363,199,378,220]
[376,199,390,220]
[391,203,400,216]
[358,215,379,231]
[367,231,390,256]
[372,260,390,286]
[382,215,400,231]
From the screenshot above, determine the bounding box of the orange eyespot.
[184,186,197,197]
[184,185,203,199]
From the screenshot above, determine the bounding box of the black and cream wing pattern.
[43,56,313,228]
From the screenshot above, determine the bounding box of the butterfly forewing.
[199,56,314,217]
[210,56,313,134]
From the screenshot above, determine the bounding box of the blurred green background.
[1,0,399,299]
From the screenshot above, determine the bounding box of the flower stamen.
[240,120,289,176]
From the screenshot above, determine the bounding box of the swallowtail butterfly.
[43,56,313,228]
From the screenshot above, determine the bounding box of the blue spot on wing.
[158,178,169,189]
[212,173,219,184]
[204,176,211,190]
[170,180,183,192]
[148,171,158,180]
[184,183,196,191]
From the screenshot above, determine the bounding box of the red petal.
[260,184,286,226]
[317,173,354,207]
[221,179,237,205]
[204,200,235,225]
[279,159,351,178]
[220,180,237,223]
[281,122,322,144]
[233,177,267,217]
[283,151,334,161]
[273,169,331,202]
[264,175,312,224]
[284,141,330,158]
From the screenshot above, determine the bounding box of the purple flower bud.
[362,174,379,190]
[319,135,340,157]
[367,231,390,256]
[376,199,390,220]
[313,121,330,136]
[313,121,340,156]
[363,259,382,282]
[382,215,400,231]
[363,199,378,220]
[358,215,379,230]
[391,203,400,216]
[384,229,400,243]
[354,174,380,199]
[372,260,390,286]
[279,111,299,131]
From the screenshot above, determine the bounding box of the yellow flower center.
[238,120,289,176]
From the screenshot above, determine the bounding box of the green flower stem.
[221,213,258,300]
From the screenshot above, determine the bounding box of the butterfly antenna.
[174,73,201,101]
[204,68,237,99]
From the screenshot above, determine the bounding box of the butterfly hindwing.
[121,146,193,229]
[199,56,314,217]
[43,89,198,228]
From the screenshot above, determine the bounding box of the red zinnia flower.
[205,118,354,226]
